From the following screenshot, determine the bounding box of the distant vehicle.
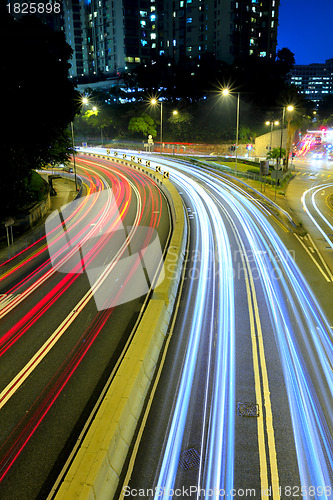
[58,164,73,173]
[314,135,322,145]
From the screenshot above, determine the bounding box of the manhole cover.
[237,402,260,417]
[179,448,200,470]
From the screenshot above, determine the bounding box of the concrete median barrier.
[54,153,187,500]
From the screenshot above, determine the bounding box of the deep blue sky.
[277,0,333,65]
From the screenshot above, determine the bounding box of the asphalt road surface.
[120,154,333,500]
[0,155,171,499]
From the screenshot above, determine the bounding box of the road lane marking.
[239,247,280,499]
[294,234,332,282]
[307,234,333,280]
[0,181,145,408]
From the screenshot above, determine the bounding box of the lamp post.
[222,88,240,175]
[265,120,279,151]
[274,105,293,200]
[70,95,90,192]
[285,106,294,170]
[279,105,294,171]
[172,110,178,155]
[70,121,78,192]
[151,98,163,153]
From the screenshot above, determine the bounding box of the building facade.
[63,0,159,78]
[156,0,279,64]
[61,0,280,78]
[289,59,333,102]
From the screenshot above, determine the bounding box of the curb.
[54,153,187,500]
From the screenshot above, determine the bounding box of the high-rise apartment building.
[157,0,279,64]
[62,0,280,78]
[289,59,333,102]
[63,0,158,78]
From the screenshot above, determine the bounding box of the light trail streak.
[0,158,166,484]
[132,151,332,498]
[150,167,235,498]
[301,183,333,250]
[200,165,331,496]
[184,163,333,496]
[70,150,333,497]
[0,162,137,318]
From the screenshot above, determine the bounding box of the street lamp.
[222,88,240,175]
[265,120,279,151]
[279,105,294,171]
[274,105,293,200]
[70,94,90,192]
[285,105,294,170]
[151,98,163,153]
[172,110,178,155]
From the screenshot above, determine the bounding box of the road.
[0,155,171,499]
[121,154,333,499]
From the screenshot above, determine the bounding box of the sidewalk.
[0,177,77,264]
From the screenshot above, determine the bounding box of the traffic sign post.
[260,160,269,192]
[271,168,283,200]
[148,134,154,153]
[4,218,14,246]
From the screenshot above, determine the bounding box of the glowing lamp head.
[222,88,229,96]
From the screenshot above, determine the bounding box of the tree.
[168,111,192,140]
[0,2,80,216]
[267,147,285,168]
[276,48,295,73]
[128,113,157,138]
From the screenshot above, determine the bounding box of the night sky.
[277,0,333,65]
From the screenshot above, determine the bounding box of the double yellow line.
[238,240,280,499]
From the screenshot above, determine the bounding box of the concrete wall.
[254,129,288,158]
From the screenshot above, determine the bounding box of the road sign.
[156,166,161,173]
[271,170,283,180]
[163,171,169,179]
[260,160,269,176]
[4,218,14,227]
